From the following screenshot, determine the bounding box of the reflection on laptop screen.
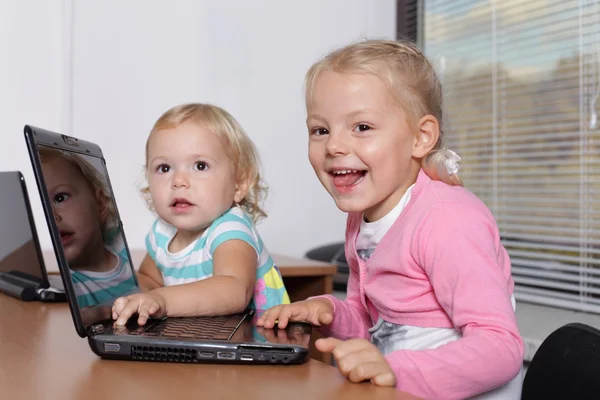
[36,145,136,310]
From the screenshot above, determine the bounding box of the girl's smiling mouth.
[330,169,367,191]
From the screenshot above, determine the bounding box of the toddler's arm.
[384,203,524,399]
[152,239,256,316]
[136,253,163,291]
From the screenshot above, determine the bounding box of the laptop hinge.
[88,324,105,336]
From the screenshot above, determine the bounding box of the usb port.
[240,354,253,361]
[217,351,235,360]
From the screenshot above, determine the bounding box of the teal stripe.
[192,233,208,252]
[157,259,213,280]
[146,226,157,261]
[256,256,275,277]
[213,209,253,229]
[76,277,137,308]
[209,231,257,254]
[154,231,170,252]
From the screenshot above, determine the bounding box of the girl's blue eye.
[312,128,329,136]
[157,164,170,173]
[194,161,208,171]
[53,192,70,204]
[354,124,371,132]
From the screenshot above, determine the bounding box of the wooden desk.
[0,294,418,400]
[43,250,337,362]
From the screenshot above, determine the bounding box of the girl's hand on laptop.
[112,292,167,326]
[256,298,334,329]
[316,337,397,387]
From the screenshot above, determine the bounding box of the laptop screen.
[29,134,138,332]
[0,172,46,285]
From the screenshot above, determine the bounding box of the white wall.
[1,0,396,269]
[0,1,67,257]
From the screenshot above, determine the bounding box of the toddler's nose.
[172,171,190,188]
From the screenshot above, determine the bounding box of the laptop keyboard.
[128,313,247,341]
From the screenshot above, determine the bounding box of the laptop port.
[217,351,235,360]
[199,351,214,358]
[240,354,253,362]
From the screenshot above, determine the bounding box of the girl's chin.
[332,198,368,214]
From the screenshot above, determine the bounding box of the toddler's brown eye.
[157,164,170,173]
[195,161,208,171]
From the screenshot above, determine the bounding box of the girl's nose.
[325,131,349,156]
[172,171,190,189]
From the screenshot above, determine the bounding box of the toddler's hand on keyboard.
[112,292,167,326]
[316,337,396,387]
[256,298,334,329]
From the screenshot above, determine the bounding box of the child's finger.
[136,303,152,326]
[329,338,373,359]
[112,296,129,318]
[346,361,395,385]
[277,305,311,329]
[115,301,139,326]
[257,306,279,328]
[336,347,384,378]
[317,311,333,326]
[275,306,295,329]
[371,371,397,387]
[315,337,343,353]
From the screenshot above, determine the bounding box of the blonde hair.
[305,39,462,186]
[141,103,268,222]
[39,147,118,230]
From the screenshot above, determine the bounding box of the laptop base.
[0,272,40,301]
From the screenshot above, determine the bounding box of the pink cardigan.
[319,169,524,399]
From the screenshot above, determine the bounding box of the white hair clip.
[442,149,461,175]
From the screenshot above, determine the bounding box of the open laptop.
[0,171,65,302]
[24,125,310,364]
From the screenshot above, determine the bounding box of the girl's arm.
[385,202,524,400]
[136,253,164,292]
[152,239,256,316]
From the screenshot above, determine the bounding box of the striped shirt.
[146,206,289,310]
[71,229,137,309]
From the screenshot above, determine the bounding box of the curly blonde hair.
[305,39,462,186]
[141,103,268,222]
[39,147,118,230]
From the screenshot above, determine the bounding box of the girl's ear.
[233,174,250,204]
[412,114,440,158]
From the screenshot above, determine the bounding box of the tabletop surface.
[0,294,418,400]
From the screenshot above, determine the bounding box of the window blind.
[421,0,600,313]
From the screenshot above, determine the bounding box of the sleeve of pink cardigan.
[384,201,524,400]
[310,216,372,340]
[312,268,372,340]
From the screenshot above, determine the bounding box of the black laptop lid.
[25,125,139,337]
[0,171,48,287]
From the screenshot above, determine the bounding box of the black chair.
[521,322,600,399]
[305,242,348,291]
